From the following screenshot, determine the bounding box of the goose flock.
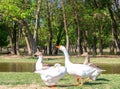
[34,45,105,87]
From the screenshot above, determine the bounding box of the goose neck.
[84,55,90,64]
[62,49,72,65]
[38,56,43,62]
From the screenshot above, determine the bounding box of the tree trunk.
[108,5,120,54]
[54,21,64,55]
[83,29,88,52]
[92,32,97,55]
[28,28,37,55]
[74,0,83,55]
[21,20,37,55]
[46,0,53,55]
[33,0,42,43]
[109,40,115,54]
[19,20,33,55]
[0,47,2,53]
[16,25,22,55]
[8,21,17,55]
[61,0,69,50]
[8,29,14,54]
[22,29,32,55]
[98,25,103,55]
[32,0,42,56]
[13,24,17,54]
[93,0,99,8]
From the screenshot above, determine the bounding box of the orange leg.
[75,78,79,86]
[75,77,84,86]
[48,85,57,88]
[80,78,84,86]
[86,77,93,82]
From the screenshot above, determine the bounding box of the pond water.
[96,63,120,74]
[0,62,120,74]
[0,62,35,72]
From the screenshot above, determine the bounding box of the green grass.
[0,55,120,88]
[0,72,42,85]
[1,55,120,64]
[0,55,120,64]
[0,57,36,63]
[0,72,120,89]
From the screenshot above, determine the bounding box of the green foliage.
[0,23,9,47]
[0,0,36,21]
[0,0,120,54]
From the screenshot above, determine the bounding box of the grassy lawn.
[0,55,120,64]
[0,72,120,89]
[0,55,120,89]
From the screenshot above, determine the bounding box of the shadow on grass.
[96,78,110,81]
[84,78,109,86]
[84,82,107,85]
[57,84,76,87]
[56,78,109,88]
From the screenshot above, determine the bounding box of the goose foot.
[80,78,84,86]
[75,78,79,86]
[74,77,84,86]
[86,77,93,82]
[48,85,57,88]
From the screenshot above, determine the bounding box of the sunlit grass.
[0,54,120,88]
[43,57,120,65]
[0,72,42,85]
[0,55,120,65]
[0,72,120,89]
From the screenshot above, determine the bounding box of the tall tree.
[107,1,120,54]
[33,0,42,46]
[74,0,83,55]
[61,0,69,50]
[46,0,53,55]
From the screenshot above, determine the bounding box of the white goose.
[39,63,67,86]
[81,52,106,80]
[34,51,49,72]
[34,52,67,87]
[56,45,97,86]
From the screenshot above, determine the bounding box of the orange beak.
[56,46,60,49]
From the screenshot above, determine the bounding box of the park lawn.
[0,55,120,88]
[0,72,120,89]
[0,55,120,64]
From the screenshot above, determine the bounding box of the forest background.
[0,0,120,56]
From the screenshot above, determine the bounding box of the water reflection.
[96,63,120,74]
[0,62,120,74]
[0,62,35,72]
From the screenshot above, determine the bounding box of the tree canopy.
[0,0,120,55]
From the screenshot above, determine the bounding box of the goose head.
[81,52,89,57]
[56,45,66,51]
[81,52,90,65]
[34,51,42,56]
[56,45,69,59]
[34,51,43,63]
[56,45,71,66]
[54,63,61,67]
